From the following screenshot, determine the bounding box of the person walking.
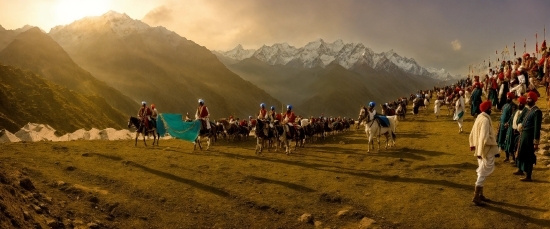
[453,91,465,133]
[469,100,499,206]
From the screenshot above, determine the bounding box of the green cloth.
[488,88,498,106]
[470,88,482,116]
[156,113,201,143]
[497,102,516,149]
[516,106,542,173]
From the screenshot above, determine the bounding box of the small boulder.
[299,213,314,224]
[358,217,376,229]
[20,178,35,191]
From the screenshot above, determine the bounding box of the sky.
[1,0,549,76]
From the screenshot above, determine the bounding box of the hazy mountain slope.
[0,64,127,134]
[0,27,136,115]
[49,11,280,118]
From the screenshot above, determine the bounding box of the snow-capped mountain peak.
[217,44,255,61]
[216,39,461,80]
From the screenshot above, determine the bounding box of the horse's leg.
[206,136,210,150]
[135,131,139,146]
[142,130,147,147]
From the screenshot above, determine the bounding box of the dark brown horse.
[128,116,158,147]
[194,120,217,150]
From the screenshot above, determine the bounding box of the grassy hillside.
[0,64,127,134]
[0,27,137,115]
[1,89,549,228]
[50,25,280,119]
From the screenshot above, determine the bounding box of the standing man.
[469,100,499,206]
[514,92,542,181]
[470,82,483,117]
[505,96,527,163]
[195,99,211,130]
[497,92,517,157]
[453,91,465,133]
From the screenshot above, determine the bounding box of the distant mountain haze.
[0,64,127,134]
[49,11,280,119]
[0,27,137,115]
[214,39,448,118]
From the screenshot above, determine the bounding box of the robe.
[470,88,482,116]
[516,106,542,173]
[469,112,499,177]
[496,102,516,149]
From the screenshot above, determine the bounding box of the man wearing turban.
[514,91,542,181]
[497,92,517,161]
[469,100,499,206]
[470,83,483,117]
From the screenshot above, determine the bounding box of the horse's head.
[128,116,139,129]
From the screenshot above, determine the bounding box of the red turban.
[479,100,492,112]
[506,92,515,99]
[518,96,527,105]
[527,91,538,102]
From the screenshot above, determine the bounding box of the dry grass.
[1,93,550,228]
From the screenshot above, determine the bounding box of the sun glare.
[54,0,111,25]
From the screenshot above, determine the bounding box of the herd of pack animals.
[125,93,465,155]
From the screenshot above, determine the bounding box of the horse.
[194,120,217,150]
[301,119,315,143]
[277,122,305,155]
[127,116,158,147]
[254,120,272,154]
[218,119,240,142]
[363,112,397,152]
[312,121,325,141]
[396,103,406,120]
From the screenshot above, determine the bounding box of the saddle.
[374,115,390,127]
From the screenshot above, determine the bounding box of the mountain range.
[215,39,461,81]
[48,11,280,118]
[0,11,458,131]
[212,39,452,117]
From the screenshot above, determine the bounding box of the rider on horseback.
[258,103,267,120]
[138,101,153,129]
[150,104,158,129]
[283,105,297,137]
[195,99,211,130]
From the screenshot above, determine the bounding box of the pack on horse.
[128,116,159,147]
[363,110,397,152]
[194,119,217,150]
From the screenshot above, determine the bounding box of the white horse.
[364,112,397,152]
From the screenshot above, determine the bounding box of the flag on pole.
[536,33,539,53]
[514,42,516,57]
[524,38,526,54]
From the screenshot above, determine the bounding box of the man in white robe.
[453,91,465,133]
[469,100,500,206]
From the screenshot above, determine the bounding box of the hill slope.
[0,64,127,134]
[0,27,137,115]
[49,11,280,118]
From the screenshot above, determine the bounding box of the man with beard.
[497,92,517,162]
[514,92,542,181]
[470,82,483,117]
[469,100,499,206]
[505,96,527,164]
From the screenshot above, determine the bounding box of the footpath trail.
[1,94,550,228]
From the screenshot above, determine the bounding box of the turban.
[506,92,515,99]
[527,91,538,102]
[479,100,492,112]
[518,96,527,105]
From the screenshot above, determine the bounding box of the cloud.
[451,40,461,51]
[143,5,173,24]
